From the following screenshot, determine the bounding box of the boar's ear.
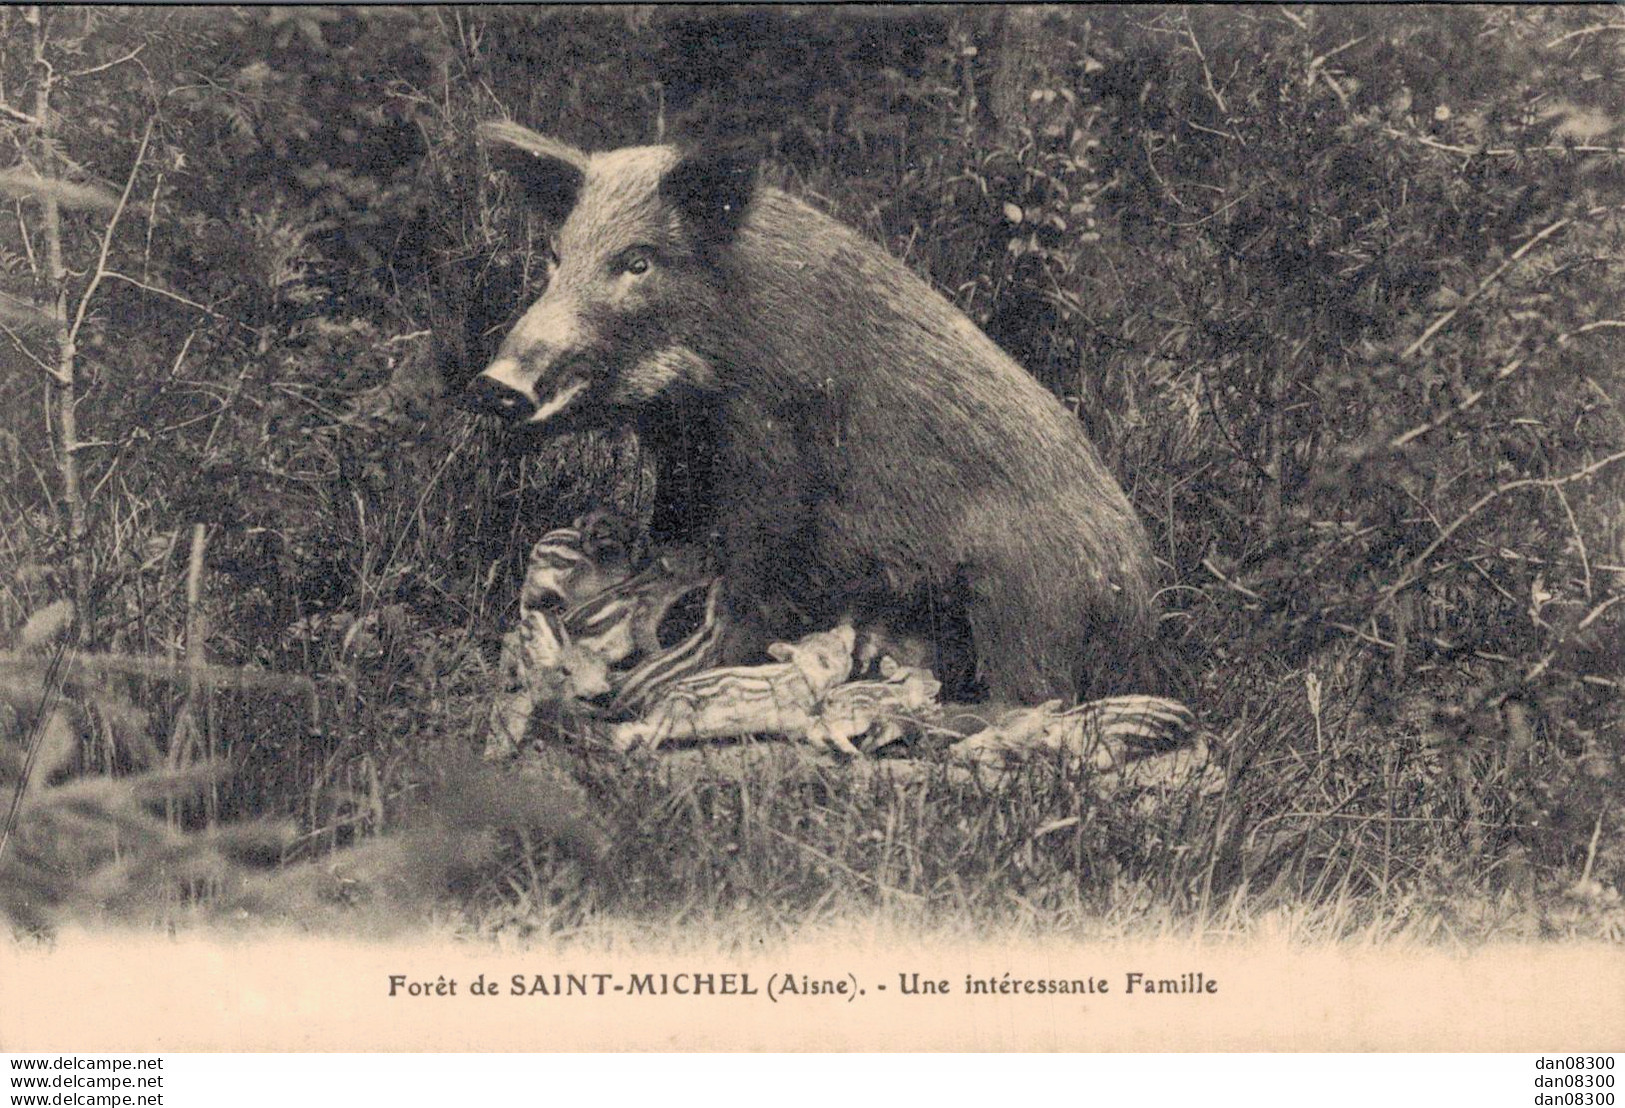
[660,145,758,250]
[479,121,589,225]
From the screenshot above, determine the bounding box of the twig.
[1183,17,1228,116]
[1578,808,1605,886]
[1564,319,1625,339]
[1322,619,1620,690]
[1493,547,1625,578]
[64,45,144,80]
[1169,183,1262,228]
[1400,217,1571,362]
[1310,34,1368,67]
[1316,69,1351,111]
[1141,132,1188,211]
[1397,495,1522,608]
[0,640,71,868]
[1186,118,1241,143]
[1390,317,1625,452]
[1201,557,1264,602]
[1547,23,1625,50]
[1576,594,1624,634]
[1381,449,1625,608]
[66,117,153,352]
[100,270,246,328]
[1389,357,1523,449]
[1381,126,1625,161]
[1550,483,1592,602]
[0,319,54,373]
[0,100,40,126]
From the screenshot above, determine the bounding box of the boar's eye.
[616,247,655,277]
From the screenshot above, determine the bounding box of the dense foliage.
[1,6,1620,938]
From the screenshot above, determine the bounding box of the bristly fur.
[474,125,1157,704]
[659,146,758,253]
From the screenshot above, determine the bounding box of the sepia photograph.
[0,3,1621,1055]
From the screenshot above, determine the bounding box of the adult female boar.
[463,122,1156,705]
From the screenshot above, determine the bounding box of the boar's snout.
[462,371,536,423]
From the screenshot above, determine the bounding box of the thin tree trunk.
[29,6,91,647]
[167,523,212,828]
[1264,351,1284,532]
[988,6,1050,142]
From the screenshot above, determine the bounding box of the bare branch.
[100,270,229,322]
[1493,548,1625,578]
[1183,17,1228,117]
[1381,125,1625,161]
[1390,313,1625,451]
[1400,217,1570,362]
[1309,34,1367,68]
[1576,594,1624,634]
[1389,357,1523,449]
[0,318,53,373]
[1550,482,1592,603]
[0,100,39,126]
[1546,23,1625,50]
[14,197,38,273]
[1323,619,1619,690]
[0,287,53,332]
[64,45,144,80]
[1381,449,1625,609]
[1564,319,1625,338]
[66,118,153,349]
[1201,557,1264,603]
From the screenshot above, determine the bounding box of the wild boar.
[463,122,1156,705]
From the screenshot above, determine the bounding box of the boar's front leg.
[640,404,721,549]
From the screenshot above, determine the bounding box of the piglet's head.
[462,122,756,432]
